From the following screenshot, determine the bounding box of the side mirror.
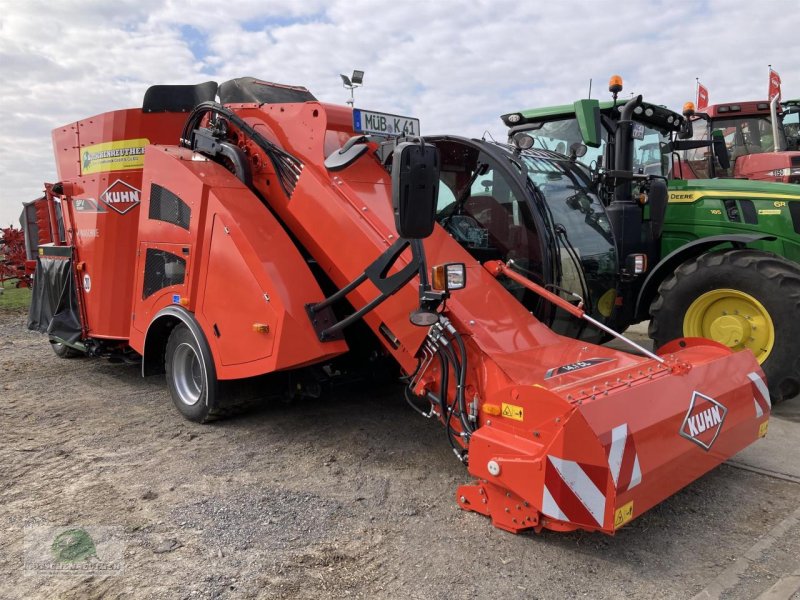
[569,142,588,160]
[573,99,602,148]
[391,141,440,239]
[678,118,693,140]
[711,129,730,170]
[647,178,668,239]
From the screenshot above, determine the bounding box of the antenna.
[588,78,592,99]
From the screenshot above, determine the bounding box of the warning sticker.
[501,402,524,421]
[614,501,634,529]
[81,138,149,175]
[758,420,769,438]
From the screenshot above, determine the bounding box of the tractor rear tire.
[165,324,218,423]
[649,249,800,403]
[51,340,82,359]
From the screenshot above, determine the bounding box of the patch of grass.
[0,280,32,312]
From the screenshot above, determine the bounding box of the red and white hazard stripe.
[747,371,770,418]
[606,423,641,492]
[542,455,608,527]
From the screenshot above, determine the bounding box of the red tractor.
[679,99,800,183]
[23,78,769,535]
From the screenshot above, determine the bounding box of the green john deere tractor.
[501,87,800,401]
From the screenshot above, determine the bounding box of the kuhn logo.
[679,391,728,450]
[99,180,141,215]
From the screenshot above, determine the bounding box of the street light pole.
[340,70,364,107]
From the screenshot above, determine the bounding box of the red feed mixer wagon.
[23,78,770,535]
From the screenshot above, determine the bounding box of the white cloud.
[1,0,798,226]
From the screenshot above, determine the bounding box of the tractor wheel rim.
[683,288,775,364]
[173,343,203,406]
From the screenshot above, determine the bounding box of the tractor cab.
[428,135,627,339]
[685,100,800,183]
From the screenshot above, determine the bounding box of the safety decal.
[603,423,641,492]
[614,501,634,529]
[542,455,608,527]
[81,138,149,175]
[544,357,614,380]
[748,371,771,418]
[501,402,524,421]
[679,391,728,451]
[100,180,141,215]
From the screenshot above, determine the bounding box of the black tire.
[51,340,83,359]
[165,323,218,422]
[649,249,800,403]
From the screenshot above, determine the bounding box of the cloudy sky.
[1,0,797,226]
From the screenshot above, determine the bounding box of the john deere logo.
[100,179,141,215]
[679,391,728,450]
[51,528,97,564]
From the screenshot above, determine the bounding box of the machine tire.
[51,340,82,359]
[649,249,800,403]
[165,324,218,422]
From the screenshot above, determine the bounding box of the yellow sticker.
[758,209,781,215]
[80,138,149,175]
[758,420,769,438]
[38,248,44,255]
[667,190,800,204]
[614,501,634,529]
[501,402,524,421]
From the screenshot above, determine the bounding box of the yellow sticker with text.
[80,138,149,175]
[758,209,782,215]
[501,402,524,421]
[614,501,634,529]
[758,420,769,438]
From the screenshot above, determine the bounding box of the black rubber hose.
[448,330,473,433]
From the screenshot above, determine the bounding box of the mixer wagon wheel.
[165,323,218,422]
[50,340,82,359]
[649,248,800,403]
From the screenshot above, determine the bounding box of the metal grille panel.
[149,184,191,230]
[143,248,186,298]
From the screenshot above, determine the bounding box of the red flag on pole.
[697,83,709,110]
[769,68,782,102]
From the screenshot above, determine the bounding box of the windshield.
[523,118,604,166]
[521,117,671,177]
[710,115,787,155]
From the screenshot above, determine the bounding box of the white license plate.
[353,109,420,137]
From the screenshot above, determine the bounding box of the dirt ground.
[1,309,799,600]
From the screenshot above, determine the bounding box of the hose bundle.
[180,101,303,198]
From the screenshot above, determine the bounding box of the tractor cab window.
[684,118,714,178]
[435,142,547,314]
[631,125,671,177]
[436,148,543,274]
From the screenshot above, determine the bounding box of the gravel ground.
[1,310,799,600]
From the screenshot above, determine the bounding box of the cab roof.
[501,100,685,134]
